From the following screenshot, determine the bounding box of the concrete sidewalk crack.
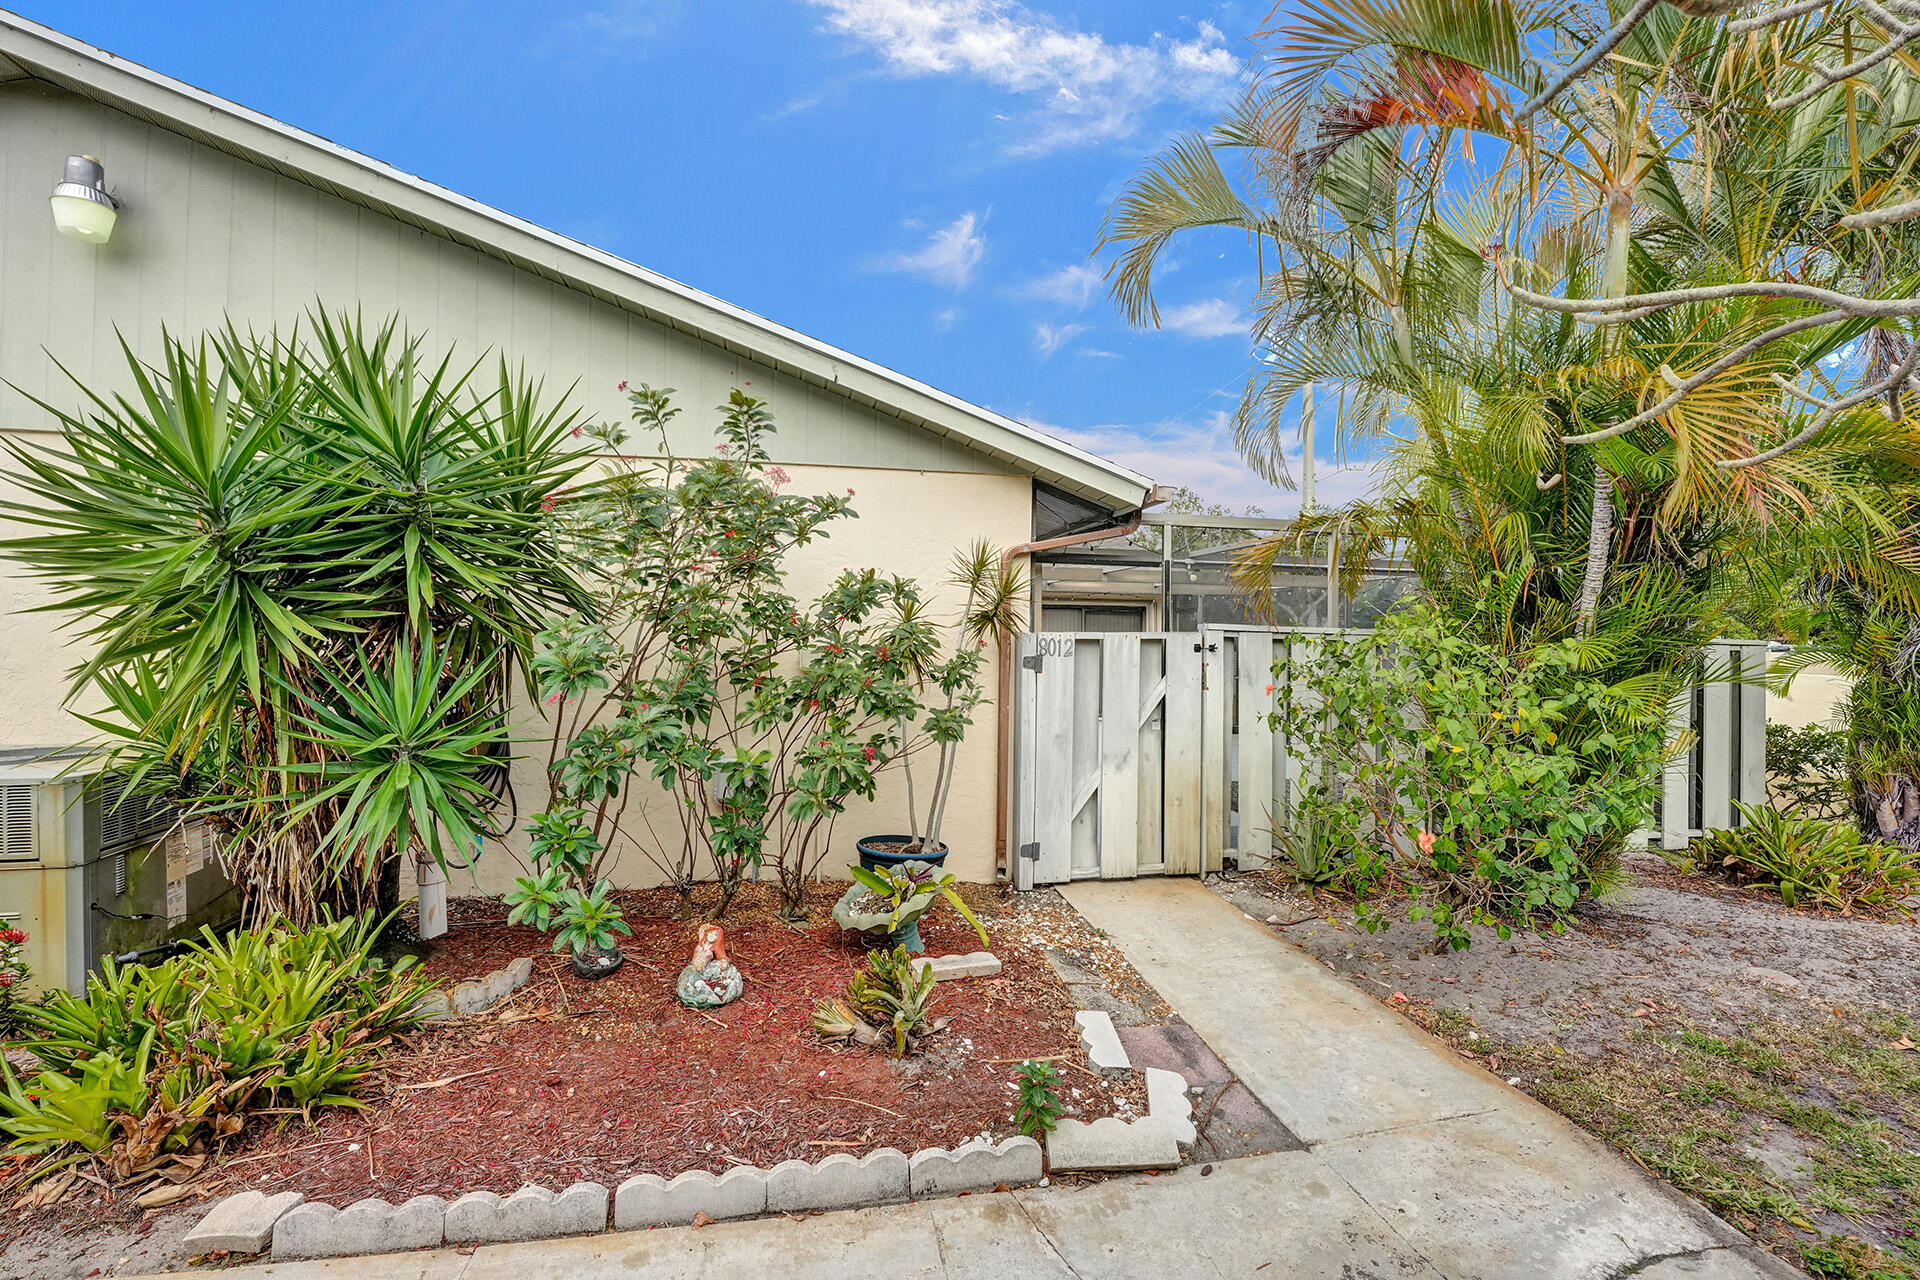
[1011,1192,1086,1279]
[929,1205,951,1275]
[1306,1106,1507,1150]
[1604,1245,1729,1278]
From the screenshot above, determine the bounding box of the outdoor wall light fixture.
[50,154,118,244]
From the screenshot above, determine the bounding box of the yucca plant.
[0,310,592,924]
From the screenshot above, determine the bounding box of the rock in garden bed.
[217,881,1146,1206]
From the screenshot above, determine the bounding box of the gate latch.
[1017,842,1040,861]
[1021,654,1044,672]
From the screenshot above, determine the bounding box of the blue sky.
[23,0,1373,513]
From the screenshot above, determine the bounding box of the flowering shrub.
[1272,604,1669,950]
[523,385,943,922]
[0,926,27,1029]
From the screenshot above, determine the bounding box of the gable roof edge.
[0,10,1154,513]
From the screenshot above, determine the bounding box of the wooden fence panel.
[1011,631,1766,878]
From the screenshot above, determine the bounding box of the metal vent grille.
[112,850,129,896]
[97,778,173,853]
[0,784,32,861]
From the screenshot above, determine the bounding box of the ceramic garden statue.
[676,923,744,1009]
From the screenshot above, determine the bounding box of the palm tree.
[1103,1,1920,630]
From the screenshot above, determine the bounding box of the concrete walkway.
[1058,879,1798,1280]
[129,880,1798,1280]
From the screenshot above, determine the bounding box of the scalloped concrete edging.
[198,1136,1044,1262]
[415,954,535,1020]
[445,1182,607,1243]
[272,1195,446,1260]
[1045,1009,1197,1171]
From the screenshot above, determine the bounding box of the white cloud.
[1033,321,1089,357]
[1021,262,1101,309]
[875,212,987,288]
[806,1,1240,154]
[1025,411,1382,516]
[1157,297,1243,340]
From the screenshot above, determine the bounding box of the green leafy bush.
[1273,603,1669,950]
[0,913,431,1184]
[1696,803,1920,914]
[1013,1059,1065,1137]
[1766,723,1850,822]
[530,385,935,920]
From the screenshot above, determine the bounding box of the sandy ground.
[1212,852,1920,1055]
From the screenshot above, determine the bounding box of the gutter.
[994,489,1170,882]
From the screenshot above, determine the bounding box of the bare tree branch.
[1515,0,1665,121]
[1768,3,1920,111]
[1563,311,1854,443]
[1501,269,1920,319]
[1729,0,1837,34]
[1840,194,1920,230]
[1722,341,1920,467]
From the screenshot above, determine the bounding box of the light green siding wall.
[0,78,1004,474]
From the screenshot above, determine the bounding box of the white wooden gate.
[1011,630,1768,886]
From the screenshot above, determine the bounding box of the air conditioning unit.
[0,746,233,994]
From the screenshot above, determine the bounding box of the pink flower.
[1417,830,1435,855]
[1265,684,1275,696]
[617,380,629,392]
[845,488,855,497]
[571,426,583,438]
[862,746,876,760]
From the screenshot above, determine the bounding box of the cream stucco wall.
[1767,661,1851,730]
[485,463,1031,893]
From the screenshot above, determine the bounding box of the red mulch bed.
[221,882,1131,1203]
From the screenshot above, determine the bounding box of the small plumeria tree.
[518,385,943,927]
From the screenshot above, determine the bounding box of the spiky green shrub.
[1697,803,1920,914]
[0,312,591,925]
[0,913,431,1185]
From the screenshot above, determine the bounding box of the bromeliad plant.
[1696,803,1920,915]
[528,385,938,919]
[830,860,990,954]
[0,911,430,1188]
[0,925,27,1031]
[0,312,589,926]
[810,944,947,1057]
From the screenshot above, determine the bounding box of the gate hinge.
[1018,842,1040,861]
[1021,654,1044,672]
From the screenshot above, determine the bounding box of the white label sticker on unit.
[166,828,187,881]
[165,876,186,924]
[184,824,207,875]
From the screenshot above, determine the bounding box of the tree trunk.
[1576,470,1614,635]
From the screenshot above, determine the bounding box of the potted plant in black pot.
[505,810,630,978]
[858,542,1025,874]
